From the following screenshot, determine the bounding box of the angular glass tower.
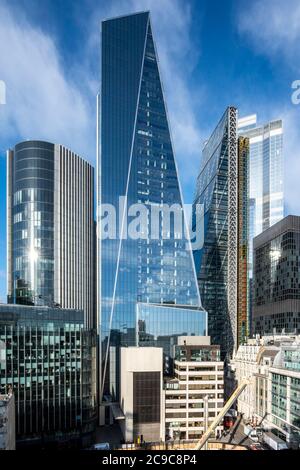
[192,107,249,358]
[98,12,206,400]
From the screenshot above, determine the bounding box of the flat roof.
[253,215,300,248]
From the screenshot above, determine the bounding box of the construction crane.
[194,377,251,450]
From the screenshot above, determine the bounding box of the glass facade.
[239,116,284,230]
[238,116,284,337]
[290,377,300,429]
[270,343,300,444]
[284,349,300,371]
[238,116,284,277]
[7,141,95,328]
[271,372,287,423]
[137,303,206,374]
[0,304,97,448]
[253,216,300,334]
[8,141,55,305]
[192,107,248,357]
[174,344,221,362]
[99,12,204,399]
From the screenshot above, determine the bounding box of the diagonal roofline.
[102,10,150,24]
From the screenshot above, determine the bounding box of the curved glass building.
[7,141,95,328]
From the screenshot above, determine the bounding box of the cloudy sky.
[0,0,300,302]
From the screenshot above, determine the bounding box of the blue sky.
[0,0,300,302]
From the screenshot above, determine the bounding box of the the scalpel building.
[98,12,206,403]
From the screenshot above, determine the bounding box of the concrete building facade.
[164,337,224,440]
[230,334,300,448]
[230,336,279,420]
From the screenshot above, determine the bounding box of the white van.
[93,442,110,450]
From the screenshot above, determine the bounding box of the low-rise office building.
[0,392,16,450]
[230,334,300,448]
[0,303,97,448]
[229,336,280,420]
[119,338,224,444]
[164,336,224,440]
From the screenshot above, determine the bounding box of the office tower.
[7,141,95,328]
[165,336,224,441]
[192,107,249,358]
[253,215,300,335]
[99,12,206,401]
[238,115,284,276]
[0,391,15,450]
[0,304,97,448]
[120,347,164,443]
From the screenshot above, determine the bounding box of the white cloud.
[0,3,94,161]
[237,0,300,217]
[0,0,203,187]
[237,0,300,64]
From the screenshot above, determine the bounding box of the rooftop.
[253,215,300,248]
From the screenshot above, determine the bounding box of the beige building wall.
[165,337,224,440]
[120,347,164,443]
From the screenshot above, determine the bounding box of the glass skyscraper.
[7,141,95,328]
[238,115,284,334]
[98,12,206,401]
[238,114,284,277]
[192,107,249,358]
